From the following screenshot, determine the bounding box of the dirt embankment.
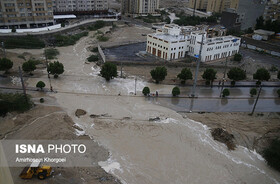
[0,105,121,184]
[185,112,280,153]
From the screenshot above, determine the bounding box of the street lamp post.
[220,57,228,97]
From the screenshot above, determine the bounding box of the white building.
[146,24,241,62]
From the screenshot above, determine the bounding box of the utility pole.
[120,62,123,78]
[134,77,137,95]
[250,85,262,115]
[18,66,28,103]
[44,47,53,91]
[1,42,6,58]
[191,33,204,97]
[220,57,228,97]
[193,0,197,17]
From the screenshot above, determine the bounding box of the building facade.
[263,0,280,20]
[188,0,239,13]
[0,0,54,28]
[146,24,240,62]
[121,0,159,15]
[52,0,108,13]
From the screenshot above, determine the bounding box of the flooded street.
[19,31,280,184]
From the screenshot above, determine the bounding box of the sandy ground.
[186,112,280,153]
[1,25,280,184]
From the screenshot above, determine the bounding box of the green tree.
[172,87,180,97]
[100,62,117,81]
[263,139,280,172]
[87,55,99,62]
[202,68,217,87]
[0,58,13,73]
[150,66,167,83]
[250,88,257,97]
[222,89,230,97]
[233,53,242,62]
[177,68,192,84]
[22,60,36,75]
[47,61,64,78]
[256,16,264,29]
[227,67,246,86]
[142,87,150,96]
[253,68,271,85]
[36,81,46,90]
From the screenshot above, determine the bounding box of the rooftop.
[254,29,275,36]
[149,33,189,42]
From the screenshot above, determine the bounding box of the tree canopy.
[253,68,270,81]
[150,66,167,83]
[202,68,217,84]
[227,67,246,82]
[22,60,36,74]
[177,68,192,84]
[47,61,64,78]
[0,58,13,73]
[172,87,180,97]
[36,81,46,90]
[142,87,150,96]
[100,62,117,81]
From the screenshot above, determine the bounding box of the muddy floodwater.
[23,31,280,184]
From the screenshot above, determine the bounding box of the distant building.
[146,24,240,62]
[253,29,275,40]
[221,9,241,30]
[52,0,108,14]
[0,0,54,29]
[263,0,280,21]
[121,0,159,15]
[188,0,239,13]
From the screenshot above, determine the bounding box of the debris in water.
[149,117,161,121]
[211,128,236,150]
[75,109,87,118]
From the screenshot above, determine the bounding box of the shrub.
[233,53,242,61]
[54,32,88,47]
[22,60,36,75]
[40,98,44,103]
[4,35,45,49]
[100,62,117,81]
[45,48,59,60]
[250,88,257,97]
[61,22,65,27]
[36,81,46,90]
[150,66,167,83]
[11,28,16,33]
[91,47,98,52]
[263,139,280,172]
[142,87,150,96]
[87,20,106,31]
[0,58,13,73]
[0,93,32,117]
[172,87,180,97]
[87,55,99,62]
[97,35,109,42]
[222,89,230,97]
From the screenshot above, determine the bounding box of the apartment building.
[146,24,240,62]
[121,0,159,15]
[0,0,54,28]
[263,0,280,20]
[52,0,108,13]
[188,0,239,13]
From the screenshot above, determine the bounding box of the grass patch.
[54,32,88,47]
[87,21,106,31]
[97,35,109,42]
[45,48,60,60]
[263,139,280,172]
[3,35,45,49]
[87,55,99,62]
[0,93,33,117]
